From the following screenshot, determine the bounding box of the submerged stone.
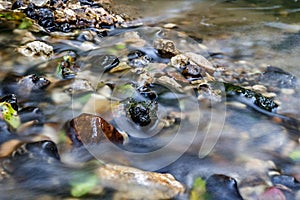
[67,113,126,146]
[224,82,279,113]
[127,50,152,68]
[126,98,158,127]
[259,66,297,89]
[206,174,243,200]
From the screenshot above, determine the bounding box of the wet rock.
[21,0,124,32]
[259,66,297,89]
[63,79,93,95]
[170,54,190,69]
[109,61,132,73]
[0,134,50,158]
[19,106,44,123]
[56,52,79,79]
[271,174,300,191]
[95,163,185,200]
[258,187,286,200]
[0,94,18,111]
[205,174,243,200]
[67,113,126,146]
[11,0,23,10]
[182,63,203,81]
[126,98,158,127]
[163,23,177,29]
[127,50,152,68]
[13,140,60,162]
[17,41,53,59]
[170,54,207,82]
[185,52,215,73]
[137,84,158,100]
[224,82,279,113]
[32,0,49,7]
[19,74,50,91]
[153,38,179,58]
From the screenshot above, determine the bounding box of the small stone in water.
[206,174,243,200]
[129,103,151,126]
[126,98,157,127]
[181,63,203,81]
[259,66,297,89]
[271,174,300,190]
[17,41,54,59]
[258,187,287,200]
[68,113,125,146]
[127,50,152,68]
[163,23,177,29]
[23,140,60,161]
[153,38,179,58]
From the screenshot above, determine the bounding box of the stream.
[1,0,300,199]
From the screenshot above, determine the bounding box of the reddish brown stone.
[69,113,124,145]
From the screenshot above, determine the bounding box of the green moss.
[224,82,278,112]
[0,11,33,29]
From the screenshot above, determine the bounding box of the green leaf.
[289,150,300,161]
[18,18,33,29]
[70,171,98,197]
[0,102,21,129]
[190,177,208,200]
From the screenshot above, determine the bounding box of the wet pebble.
[258,186,287,200]
[271,174,300,191]
[19,106,44,123]
[126,98,157,127]
[153,38,179,58]
[205,174,243,200]
[67,113,126,146]
[96,163,185,200]
[259,66,297,89]
[17,41,54,59]
[127,50,152,68]
[13,140,61,162]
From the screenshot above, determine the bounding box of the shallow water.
[1,0,300,199]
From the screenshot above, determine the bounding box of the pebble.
[206,174,243,200]
[163,23,177,29]
[96,163,185,200]
[17,41,53,59]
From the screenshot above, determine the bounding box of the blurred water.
[1,0,300,199]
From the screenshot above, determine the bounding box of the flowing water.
[1,0,300,199]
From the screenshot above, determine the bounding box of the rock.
[63,79,94,95]
[258,187,286,200]
[96,163,185,200]
[185,52,215,72]
[30,0,49,7]
[153,39,180,58]
[206,174,243,200]
[163,23,177,29]
[68,113,126,146]
[126,98,158,127]
[224,82,279,113]
[259,66,297,89]
[0,134,50,158]
[181,63,203,81]
[127,50,152,68]
[170,54,189,69]
[17,41,53,59]
[271,174,300,191]
[13,140,60,162]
